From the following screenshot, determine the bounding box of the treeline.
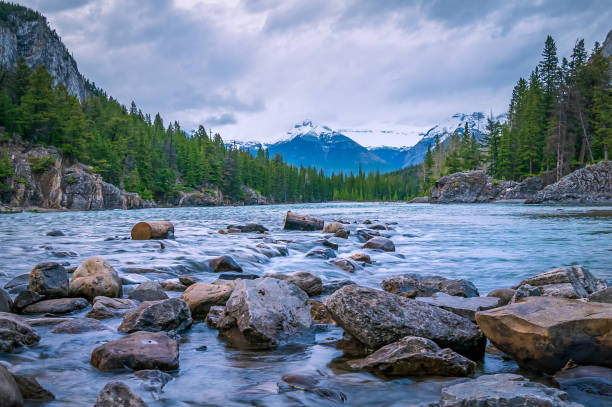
[421,35,611,191]
[0,58,419,203]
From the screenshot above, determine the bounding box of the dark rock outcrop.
[528,161,612,204]
[118,298,192,333]
[429,170,516,203]
[324,285,485,359]
[28,262,69,298]
[0,312,40,352]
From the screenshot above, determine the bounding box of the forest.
[419,35,611,192]
[0,34,609,203]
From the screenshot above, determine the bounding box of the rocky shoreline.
[1,213,611,405]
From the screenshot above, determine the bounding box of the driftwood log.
[131,221,175,240]
[283,211,324,231]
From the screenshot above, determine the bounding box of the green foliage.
[28,155,55,173]
[0,151,13,178]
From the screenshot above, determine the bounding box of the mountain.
[233,113,499,174]
[0,3,86,99]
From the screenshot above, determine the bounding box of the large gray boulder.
[381,274,479,298]
[362,236,395,252]
[0,312,40,352]
[528,160,612,204]
[87,296,137,319]
[217,278,312,349]
[127,281,168,302]
[20,297,88,314]
[118,298,192,333]
[0,364,23,407]
[28,262,69,298]
[11,374,54,402]
[349,336,475,377]
[324,285,485,359]
[429,170,516,203]
[439,374,582,407]
[94,381,146,407]
[415,292,499,322]
[515,265,607,299]
[265,271,322,296]
[91,331,179,372]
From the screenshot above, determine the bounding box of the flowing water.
[0,202,611,406]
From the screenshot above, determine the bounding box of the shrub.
[28,155,55,174]
[0,151,13,179]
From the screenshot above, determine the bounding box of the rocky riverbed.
[0,203,611,406]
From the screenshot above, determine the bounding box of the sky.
[16,0,612,147]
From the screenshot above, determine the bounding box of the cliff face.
[0,138,154,211]
[0,5,86,99]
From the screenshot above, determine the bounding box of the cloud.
[14,0,612,147]
[203,113,238,126]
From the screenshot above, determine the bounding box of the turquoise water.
[0,202,610,406]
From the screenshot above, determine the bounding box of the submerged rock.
[50,318,109,334]
[217,278,312,349]
[362,236,395,252]
[265,271,322,296]
[28,262,69,298]
[12,374,54,401]
[94,381,146,407]
[321,279,356,296]
[208,255,243,273]
[87,296,137,319]
[305,247,336,259]
[328,258,360,273]
[118,298,192,333]
[553,366,612,406]
[348,336,476,377]
[381,274,479,298]
[127,281,168,302]
[476,296,612,373]
[0,312,40,352]
[324,285,485,359]
[439,373,581,406]
[227,223,268,233]
[91,331,179,371]
[180,283,232,318]
[348,252,372,264]
[415,292,499,322]
[514,265,607,299]
[21,297,88,314]
[69,257,122,301]
[322,222,345,234]
[0,364,23,407]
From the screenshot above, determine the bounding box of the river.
[0,202,610,406]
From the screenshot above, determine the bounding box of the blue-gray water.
[0,202,610,406]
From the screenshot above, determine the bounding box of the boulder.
[429,170,516,203]
[348,336,476,377]
[515,265,607,299]
[334,229,350,239]
[309,299,335,324]
[439,374,581,407]
[0,364,23,407]
[120,274,150,285]
[178,276,197,286]
[94,381,146,407]
[127,281,168,302]
[13,290,44,311]
[476,296,612,373]
[227,223,268,233]
[315,239,338,250]
[283,211,324,231]
[0,312,40,352]
[348,252,372,264]
[324,285,485,359]
[415,292,500,322]
[160,279,187,292]
[180,283,232,318]
[87,296,137,319]
[133,369,173,393]
[12,374,54,401]
[208,255,242,273]
[20,297,88,314]
[305,248,336,259]
[321,279,356,296]
[528,160,612,204]
[91,331,179,371]
[329,258,360,273]
[50,318,109,334]
[3,274,29,294]
[118,298,192,333]
[217,278,312,349]
[323,222,345,234]
[369,224,389,231]
[28,262,69,298]
[265,272,322,296]
[69,257,122,301]
[355,228,380,242]
[362,236,395,252]
[381,274,479,298]
[46,230,65,236]
[487,288,515,306]
[589,287,612,303]
[510,284,541,303]
[0,288,13,312]
[205,305,225,329]
[553,366,612,406]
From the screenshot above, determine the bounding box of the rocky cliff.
[0,4,86,99]
[429,162,611,204]
[0,138,154,211]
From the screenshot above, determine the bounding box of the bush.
[28,155,55,174]
[16,177,29,187]
[0,151,13,179]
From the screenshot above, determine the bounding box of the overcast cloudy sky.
[17,0,612,146]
